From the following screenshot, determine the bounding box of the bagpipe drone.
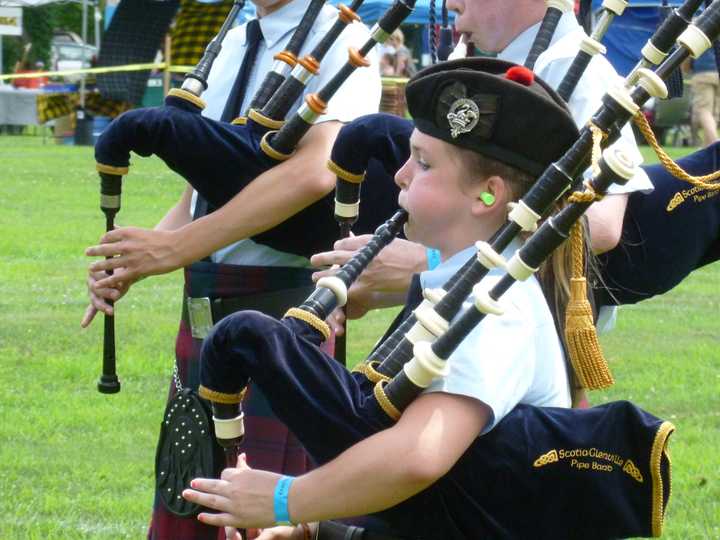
[93,0,418,392]
[363,0,710,382]
[196,1,720,536]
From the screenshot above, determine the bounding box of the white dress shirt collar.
[255,0,313,49]
[499,11,580,66]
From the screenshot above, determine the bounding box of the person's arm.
[86,122,341,287]
[156,184,195,231]
[584,192,628,254]
[81,186,194,327]
[183,392,490,529]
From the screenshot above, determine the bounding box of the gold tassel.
[564,223,614,390]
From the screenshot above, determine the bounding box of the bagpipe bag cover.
[94,106,408,258]
[95,94,274,211]
[200,311,673,540]
[597,141,720,305]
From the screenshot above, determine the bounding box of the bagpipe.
[196,1,720,536]
[93,0,419,392]
[365,0,711,383]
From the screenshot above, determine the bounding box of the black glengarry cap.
[405,58,579,176]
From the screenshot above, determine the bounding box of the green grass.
[0,136,718,538]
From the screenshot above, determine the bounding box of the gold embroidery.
[622,459,644,483]
[666,192,684,212]
[533,449,559,467]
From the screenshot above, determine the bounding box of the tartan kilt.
[148,261,320,540]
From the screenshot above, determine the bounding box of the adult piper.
[82,0,381,538]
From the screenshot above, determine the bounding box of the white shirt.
[420,242,571,432]
[192,0,382,266]
[499,12,652,196]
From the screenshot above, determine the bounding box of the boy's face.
[394,130,478,255]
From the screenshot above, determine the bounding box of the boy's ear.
[472,175,508,215]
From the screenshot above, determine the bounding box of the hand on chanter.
[183,453,281,530]
[85,226,184,287]
[311,235,426,318]
[80,267,135,328]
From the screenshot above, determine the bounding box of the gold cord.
[567,180,604,204]
[589,121,607,177]
[633,110,720,190]
[563,223,614,391]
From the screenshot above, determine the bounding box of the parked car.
[50,31,97,80]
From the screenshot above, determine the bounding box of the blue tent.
[327,0,453,25]
[591,0,683,75]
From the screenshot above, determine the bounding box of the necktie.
[221,19,263,122]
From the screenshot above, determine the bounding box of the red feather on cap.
[505,66,535,86]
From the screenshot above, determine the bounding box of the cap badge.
[447,98,480,138]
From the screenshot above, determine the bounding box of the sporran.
[155,367,224,517]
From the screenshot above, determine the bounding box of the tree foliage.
[2,2,99,73]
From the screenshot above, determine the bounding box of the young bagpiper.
[183,58,672,540]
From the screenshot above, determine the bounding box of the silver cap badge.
[447,98,480,138]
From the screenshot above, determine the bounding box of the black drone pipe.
[181,0,247,96]
[249,0,366,128]
[524,0,575,70]
[628,0,706,78]
[245,0,328,113]
[557,0,628,101]
[263,0,417,158]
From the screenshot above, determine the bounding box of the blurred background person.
[389,28,416,77]
[689,48,719,146]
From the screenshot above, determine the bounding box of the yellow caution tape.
[0,63,197,81]
[1,63,409,82]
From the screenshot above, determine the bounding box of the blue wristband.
[273,475,295,525]
[426,248,441,270]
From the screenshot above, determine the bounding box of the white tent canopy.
[0,0,73,6]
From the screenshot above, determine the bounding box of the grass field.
[0,135,718,538]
